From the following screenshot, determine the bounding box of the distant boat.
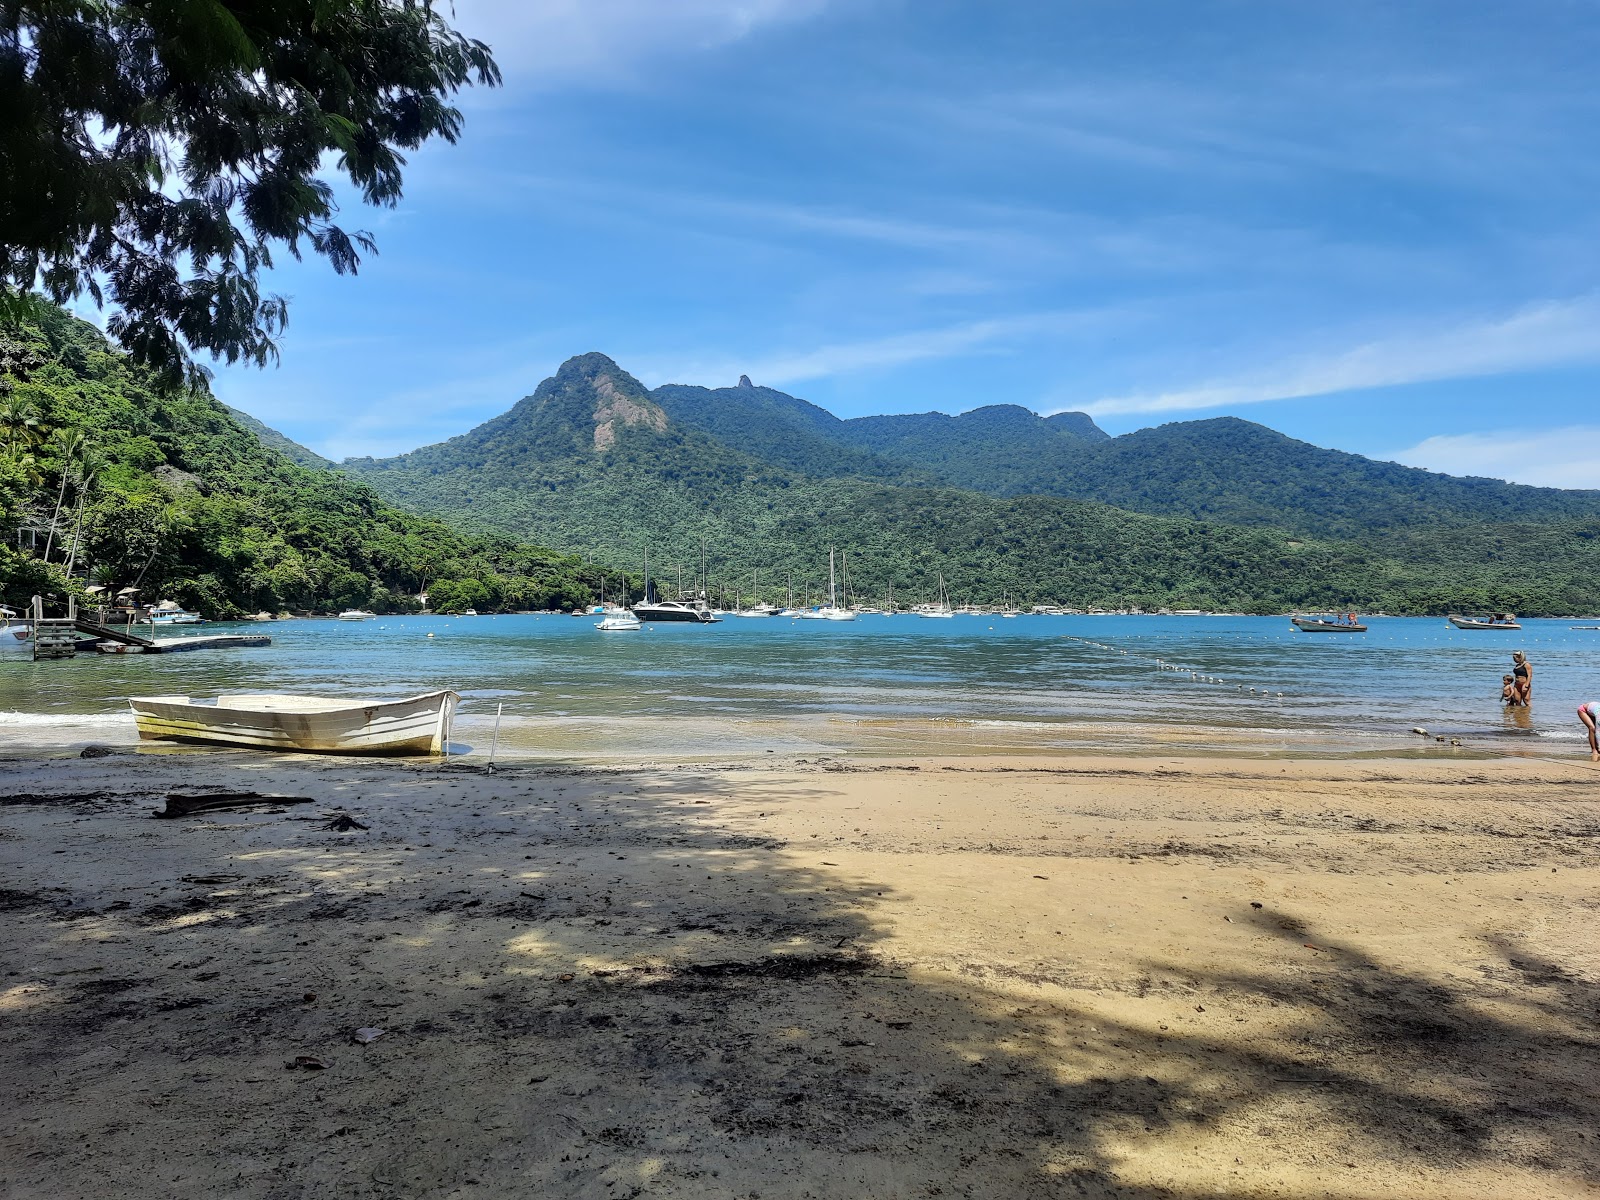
[129,690,459,755]
[1449,613,1521,630]
[462,608,479,616]
[630,546,720,622]
[809,548,855,621]
[596,613,642,631]
[337,609,375,621]
[1292,615,1367,633]
[918,571,955,618]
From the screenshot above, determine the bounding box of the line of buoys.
[1059,634,1289,700]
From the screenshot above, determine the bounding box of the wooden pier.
[28,597,271,660]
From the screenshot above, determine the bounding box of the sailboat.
[803,549,856,621]
[917,572,955,617]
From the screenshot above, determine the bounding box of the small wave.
[0,710,129,728]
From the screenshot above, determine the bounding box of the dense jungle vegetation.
[0,308,604,616]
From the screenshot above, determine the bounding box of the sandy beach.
[2,749,1597,1199]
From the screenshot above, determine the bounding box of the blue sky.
[206,1,1600,486]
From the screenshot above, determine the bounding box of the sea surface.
[1,613,1596,761]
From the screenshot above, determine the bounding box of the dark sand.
[2,751,1597,1198]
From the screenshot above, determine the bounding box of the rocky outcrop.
[592,371,667,451]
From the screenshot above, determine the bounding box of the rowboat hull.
[129,691,458,755]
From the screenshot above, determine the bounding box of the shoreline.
[3,750,1597,1197]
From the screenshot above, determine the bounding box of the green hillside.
[647,378,1600,537]
[339,353,1600,615]
[0,308,604,616]
[222,405,333,471]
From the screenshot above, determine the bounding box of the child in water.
[1502,675,1523,706]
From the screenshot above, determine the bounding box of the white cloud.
[450,0,831,84]
[1077,295,1600,417]
[1392,426,1600,490]
[631,309,1118,389]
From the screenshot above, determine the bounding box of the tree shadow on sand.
[0,756,1595,1199]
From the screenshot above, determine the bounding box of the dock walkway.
[28,598,271,659]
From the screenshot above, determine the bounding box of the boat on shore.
[129,690,459,754]
[1291,615,1367,633]
[1448,613,1521,630]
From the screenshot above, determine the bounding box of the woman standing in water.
[1510,652,1533,704]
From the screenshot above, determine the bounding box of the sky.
[203,0,1600,487]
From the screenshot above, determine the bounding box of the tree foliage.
[0,0,498,384]
[0,307,605,615]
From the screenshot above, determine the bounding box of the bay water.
[2,613,1595,761]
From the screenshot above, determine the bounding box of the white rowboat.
[129,691,459,755]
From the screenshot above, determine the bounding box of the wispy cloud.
[451,0,832,86]
[1077,295,1600,417]
[632,309,1119,390]
[1393,426,1600,489]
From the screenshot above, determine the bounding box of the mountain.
[338,353,1600,614]
[0,308,604,616]
[643,376,1600,538]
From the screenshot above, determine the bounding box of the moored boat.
[149,601,203,625]
[1448,613,1521,630]
[0,605,31,648]
[1291,615,1367,633]
[596,613,642,631]
[337,609,376,621]
[129,690,459,754]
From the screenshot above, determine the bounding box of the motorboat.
[631,546,719,622]
[0,606,31,649]
[149,600,203,625]
[632,598,720,623]
[462,608,479,616]
[129,690,459,754]
[1448,613,1521,630]
[337,609,375,621]
[596,613,642,631]
[1291,615,1368,633]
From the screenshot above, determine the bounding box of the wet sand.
[1,750,1597,1198]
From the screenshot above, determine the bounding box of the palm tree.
[0,396,42,451]
[42,427,87,561]
[63,450,104,578]
[0,443,42,487]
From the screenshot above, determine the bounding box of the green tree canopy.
[0,0,499,384]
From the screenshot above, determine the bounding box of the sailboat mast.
[828,549,837,609]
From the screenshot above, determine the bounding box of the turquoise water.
[1,613,1594,759]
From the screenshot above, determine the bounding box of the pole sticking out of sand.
[486,702,503,773]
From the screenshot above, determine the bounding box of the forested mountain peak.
[544,353,668,451]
